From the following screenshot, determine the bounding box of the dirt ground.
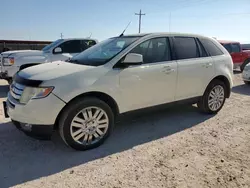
[0,72,249,188]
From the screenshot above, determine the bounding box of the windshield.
[69,36,140,66]
[42,39,63,51]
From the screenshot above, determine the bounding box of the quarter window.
[130,37,171,64]
[173,37,199,60]
[199,38,224,56]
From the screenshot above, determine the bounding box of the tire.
[197,80,226,114]
[59,97,114,151]
[240,60,250,72]
[244,81,250,85]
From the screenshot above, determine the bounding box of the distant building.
[0,40,52,52]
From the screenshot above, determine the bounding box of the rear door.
[231,43,244,65]
[173,37,215,100]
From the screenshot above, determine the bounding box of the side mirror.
[54,47,62,54]
[123,53,143,65]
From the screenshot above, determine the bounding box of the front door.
[51,40,82,62]
[119,37,178,111]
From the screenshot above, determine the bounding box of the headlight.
[3,57,15,66]
[20,86,54,104]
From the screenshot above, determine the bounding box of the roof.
[62,38,98,41]
[218,40,240,44]
[123,32,209,38]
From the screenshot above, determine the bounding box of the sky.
[1,0,250,43]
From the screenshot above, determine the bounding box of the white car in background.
[0,38,97,84]
[242,64,250,85]
[4,32,233,151]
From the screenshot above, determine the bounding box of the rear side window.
[231,43,241,53]
[199,38,224,56]
[173,37,199,60]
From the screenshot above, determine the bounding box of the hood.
[18,61,94,81]
[1,50,43,57]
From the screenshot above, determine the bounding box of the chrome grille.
[10,82,25,101]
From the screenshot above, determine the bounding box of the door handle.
[203,63,213,68]
[162,67,175,74]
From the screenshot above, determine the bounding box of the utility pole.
[169,12,171,32]
[60,33,64,39]
[135,9,146,33]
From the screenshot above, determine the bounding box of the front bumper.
[242,70,250,81]
[11,120,54,140]
[6,92,66,125]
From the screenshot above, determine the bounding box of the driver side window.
[130,37,171,64]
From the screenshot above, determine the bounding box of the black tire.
[197,80,226,114]
[59,97,114,151]
[240,60,250,72]
[244,81,250,85]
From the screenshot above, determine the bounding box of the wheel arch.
[241,58,250,71]
[54,91,119,130]
[207,75,231,98]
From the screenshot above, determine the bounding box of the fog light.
[20,123,32,132]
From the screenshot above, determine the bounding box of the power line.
[135,9,146,33]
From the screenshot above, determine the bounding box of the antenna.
[119,21,132,37]
[88,32,92,38]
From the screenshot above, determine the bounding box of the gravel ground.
[0,72,249,188]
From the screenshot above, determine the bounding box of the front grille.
[10,82,25,101]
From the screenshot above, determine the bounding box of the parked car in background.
[4,33,233,151]
[241,44,250,50]
[219,40,250,72]
[0,38,97,84]
[242,63,250,85]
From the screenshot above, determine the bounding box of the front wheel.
[59,97,114,151]
[197,80,226,114]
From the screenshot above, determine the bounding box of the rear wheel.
[59,97,114,151]
[197,80,226,114]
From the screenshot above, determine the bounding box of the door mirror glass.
[54,47,62,54]
[123,53,143,64]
